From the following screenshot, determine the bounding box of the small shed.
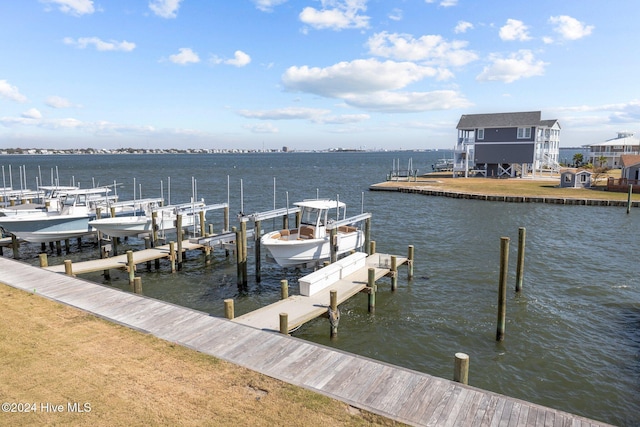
[560,169,592,188]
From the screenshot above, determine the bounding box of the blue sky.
[1,0,638,151]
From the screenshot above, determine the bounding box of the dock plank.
[0,256,614,427]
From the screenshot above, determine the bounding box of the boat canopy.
[293,199,346,210]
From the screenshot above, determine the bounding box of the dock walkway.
[0,257,612,426]
[233,253,406,332]
[43,240,204,274]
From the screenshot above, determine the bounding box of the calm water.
[2,151,637,426]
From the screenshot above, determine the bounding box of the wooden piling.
[11,235,19,259]
[224,299,234,319]
[279,313,289,335]
[169,241,176,272]
[241,221,248,285]
[370,240,376,255]
[223,205,229,232]
[515,227,526,292]
[199,210,206,236]
[627,184,633,214]
[364,217,371,255]
[454,352,469,385]
[497,237,509,341]
[280,279,288,300]
[407,245,414,280]
[330,227,338,263]
[234,226,242,286]
[64,259,73,276]
[176,214,183,270]
[368,267,376,313]
[144,237,152,271]
[133,276,143,294]
[126,250,135,285]
[255,220,262,283]
[64,239,70,254]
[329,289,339,338]
[390,255,398,291]
[56,240,62,255]
[39,253,48,267]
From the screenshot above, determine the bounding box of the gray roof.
[457,111,546,129]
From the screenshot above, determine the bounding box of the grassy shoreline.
[0,283,402,426]
[372,172,638,201]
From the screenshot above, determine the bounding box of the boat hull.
[261,230,364,267]
[0,213,94,243]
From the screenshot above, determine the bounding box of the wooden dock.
[43,239,204,274]
[233,253,406,332]
[0,257,613,426]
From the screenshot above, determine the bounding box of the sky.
[1,0,639,151]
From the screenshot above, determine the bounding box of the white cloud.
[499,19,531,41]
[149,0,183,19]
[342,90,470,112]
[22,108,43,119]
[213,50,252,67]
[251,0,288,12]
[282,59,470,112]
[549,15,594,41]
[63,37,136,52]
[367,31,477,67]
[41,0,95,16]
[476,50,547,83]
[46,96,74,108]
[282,59,438,97]
[169,48,200,65]
[313,114,370,124]
[440,0,457,6]
[388,8,402,21]
[299,0,370,31]
[454,21,473,34]
[0,80,28,103]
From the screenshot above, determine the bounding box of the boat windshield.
[300,207,321,226]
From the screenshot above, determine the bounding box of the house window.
[564,175,571,183]
[517,127,531,139]
[579,174,587,183]
[477,128,484,140]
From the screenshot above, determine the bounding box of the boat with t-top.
[260,199,365,267]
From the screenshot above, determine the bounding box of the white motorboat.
[0,187,124,243]
[0,185,79,216]
[89,200,208,238]
[261,199,365,267]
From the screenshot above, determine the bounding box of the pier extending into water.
[0,257,613,426]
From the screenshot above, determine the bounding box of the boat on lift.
[260,199,365,267]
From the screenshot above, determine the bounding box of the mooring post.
[11,235,19,259]
[224,299,234,319]
[151,211,158,247]
[234,226,242,286]
[454,352,469,385]
[295,211,301,228]
[368,267,376,313]
[240,220,248,286]
[279,313,289,335]
[329,289,339,339]
[370,240,376,255]
[330,227,338,263]
[364,217,371,255]
[390,255,398,291]
[515,227,526,292]
[255,220,262,283]
[133,276,143,294]
[497,237,510,341]
[627,184,633,214]
[176,214,183,270]
[199,210,206,237]
[39,253,48,268]
[169,241,176,272]
[64,259,73,276]
[407,245,414,280]
[144,237,152,271]
[126,250,135,285]
[280,279,288,300]
[64,238,70,254]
